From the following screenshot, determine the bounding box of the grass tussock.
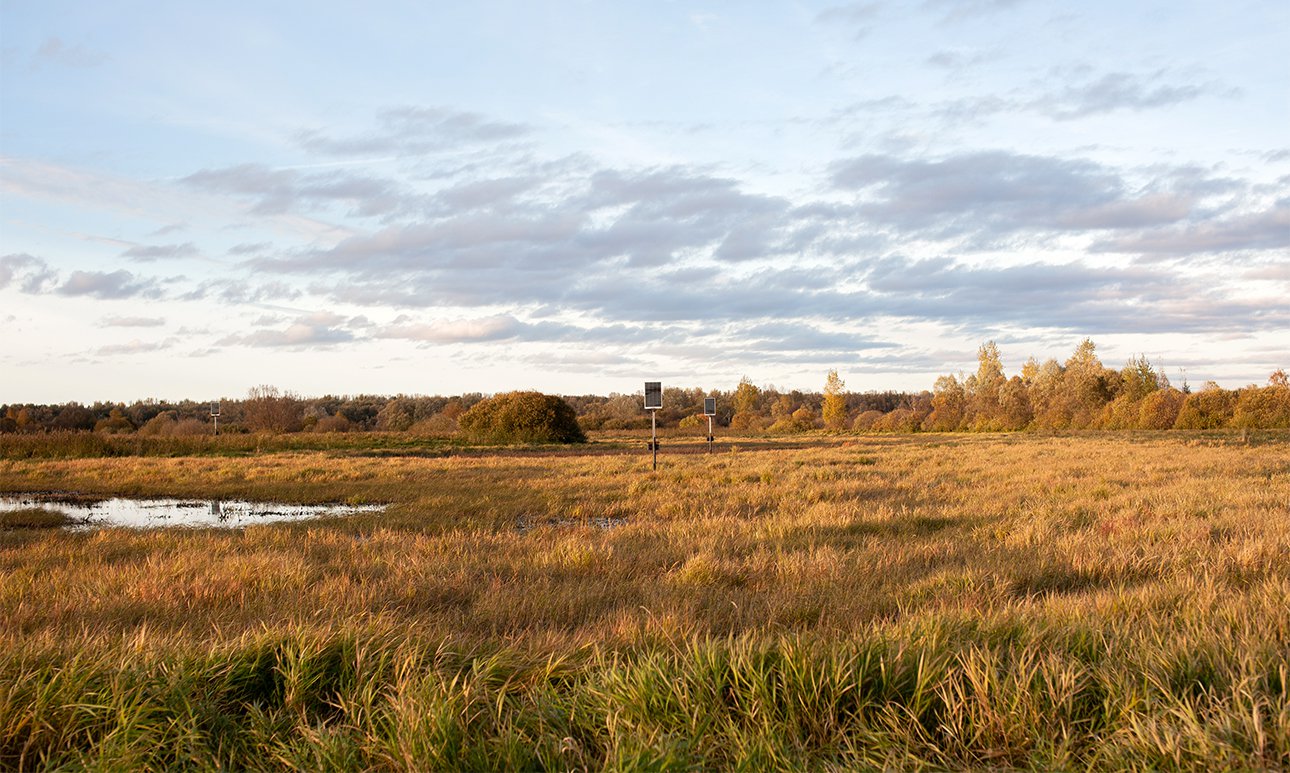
[1,431,1288,768]
[0,507,77,530]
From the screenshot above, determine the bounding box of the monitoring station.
[704,397,717,450]
[644,381,662,470]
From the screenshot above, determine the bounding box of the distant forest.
[3,339,1288,435]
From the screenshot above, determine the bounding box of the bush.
[458,391,586,444]
[1174,385,1236,429]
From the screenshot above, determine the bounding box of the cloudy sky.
[2,1,1287,403]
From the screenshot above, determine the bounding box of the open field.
[1,431,1288,769]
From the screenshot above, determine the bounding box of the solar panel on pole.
[644,382,663,410]
[644,382,662,470]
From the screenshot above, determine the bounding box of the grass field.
[1,431,1288,769]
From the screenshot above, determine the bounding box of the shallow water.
[0,493,384,530]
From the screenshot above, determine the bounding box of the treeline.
[0,382,910,436]
[906,339,1290,432]
[3,339,1287,435]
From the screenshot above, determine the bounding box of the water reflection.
[0,494,383,530]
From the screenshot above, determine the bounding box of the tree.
[923,374,966,431]
[968,341,1007,430]
[375,398,414,431]
[822,370,849,430]
[1120,355,1162,402]
[458,391,585,444]
[1173,383,1236,429]
[730,377,765,430]
[242,385,304,433]
[1062,339,1113,428]
[94,408,134,434]
[733,377,760,415]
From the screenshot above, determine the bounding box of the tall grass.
[1,432,1287,768]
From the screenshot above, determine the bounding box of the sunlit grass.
[1,431,1287,768]
[0,507,77,530]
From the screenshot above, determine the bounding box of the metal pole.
[707,415,713,452]
[651,410,657,471]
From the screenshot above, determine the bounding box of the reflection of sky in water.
[0,495,383,529]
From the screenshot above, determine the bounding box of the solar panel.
[644,382,663,410]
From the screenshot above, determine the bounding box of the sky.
[1,0,1287,404]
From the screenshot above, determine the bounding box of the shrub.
[313,415,353,433]
[409,414,457,436]
[678,414,706,430]
[1136,388,1185,429]
[458,391,586,444]
[852,410,885,431]
[1231,385,1290,429]
[1174,385,1237,429]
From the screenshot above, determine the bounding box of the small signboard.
[210,401,221,417]
[703,397,716,416]
[644,382,663,410]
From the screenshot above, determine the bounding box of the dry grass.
[1,431,1288,769]
[0,507,77,530]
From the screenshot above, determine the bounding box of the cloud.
[1091,200,1290,256]
[183,164,412,217]
[1038,70,1235,120]
[815,2,883,36]
[122,242,198,261]
[217,312,356,348]
[295,106,529,157]
[102,316,166,328]
[32,37,107,68]
[148,223,187,236]
[94,338,175,356]
[57,270,161,300]
[924,0,1028,23]
[228,242,272,255]
[829,150,1197,239]
[374,315,527,344]
[925,48,997,69]
[0,253,57,292]
[856,257,1287,334]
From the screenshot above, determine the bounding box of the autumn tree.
[241,385,304,433]
[821,369,849,430]
[730,377,765,430]
[92,408,134,434]
[923,374,966,432]
[967,341,1007,430]
[1173,382,1236,429]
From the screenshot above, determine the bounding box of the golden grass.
[0,507,77,530]
[1,431,1288,768]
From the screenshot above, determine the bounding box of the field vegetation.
[1,430,1288,769]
